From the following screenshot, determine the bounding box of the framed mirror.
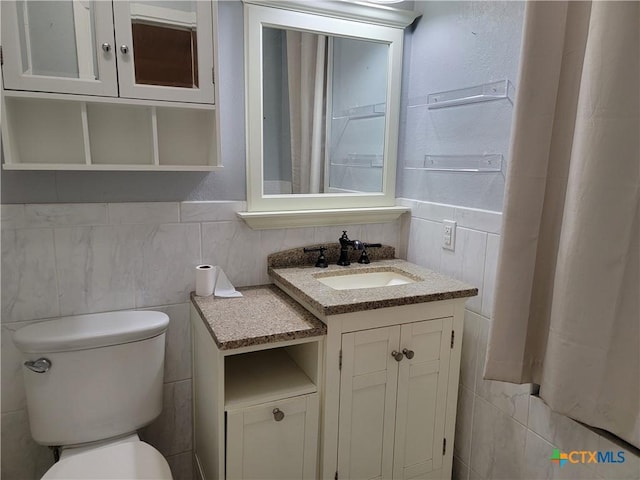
[243,1,419,218]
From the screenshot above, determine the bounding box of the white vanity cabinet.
[2,0,215,103]
[338,318,453,480]
[320,301,464,480]
[190,288,326,480]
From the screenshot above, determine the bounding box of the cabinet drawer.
[226,394,319,480]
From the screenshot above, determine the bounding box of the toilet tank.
[13,311,170,446]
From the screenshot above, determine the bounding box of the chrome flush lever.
[24,358,52,373]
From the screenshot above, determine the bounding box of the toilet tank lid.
[13,311,170,354]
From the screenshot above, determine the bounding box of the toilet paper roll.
[195,265,215,297]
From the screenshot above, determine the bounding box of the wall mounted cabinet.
[1,0,221,171]
[2,0,215,103]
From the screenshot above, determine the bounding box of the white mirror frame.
[241,1,419,227]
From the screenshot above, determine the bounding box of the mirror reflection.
[262,27,388,195]
[129,1,199,88]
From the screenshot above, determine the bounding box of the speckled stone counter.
[269,259,478,317]
[191,285,326,350]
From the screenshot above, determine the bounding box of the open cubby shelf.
[2,93,221,171]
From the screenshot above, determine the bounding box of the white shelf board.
[2,163,223,171]
[3,89,216,110]
[225,349,317,410]
[237,206,409,230]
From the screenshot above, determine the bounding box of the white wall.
[0,201,400,480]
[397,1,525,211]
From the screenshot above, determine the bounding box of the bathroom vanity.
[191,285,326,480]
[191,247,477,480]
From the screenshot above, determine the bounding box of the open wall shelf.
[2,91,221,171]
[405,154,504,173]
[408,80,514,110]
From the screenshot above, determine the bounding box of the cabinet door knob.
[120,45,130,54]
[101,43,111,53]
[273,408,285,422]
[402,348,415,360]
[391,350,404,362]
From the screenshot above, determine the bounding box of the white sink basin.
[315,270,417,290]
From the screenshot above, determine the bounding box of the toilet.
[13,310,173,479]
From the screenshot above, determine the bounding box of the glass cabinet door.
[112,1,215,104]
[1,0,118,96]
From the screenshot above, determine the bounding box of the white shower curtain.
[286,31,327,194]
[484,1,639,447]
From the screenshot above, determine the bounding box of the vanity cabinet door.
[226,393,319,480]
[337,319,453,480]
[392,318,452,479]
[112,0,215,103]
[337,326,401,480]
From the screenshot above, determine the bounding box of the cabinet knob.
[120,45,130,55]
[402,348,415,360]
[101,43,111,53]
[391,350,404,362]
[273,408,285,422]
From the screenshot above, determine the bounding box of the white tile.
[414,201,456,223]
[595,435,640,480]
[475,315,531,425]
[406,218,441,270]
[454,385,475,465]
[522,429,555,480]
[1,204,26,229]
[260,227,316,259]
[166,451,194,480]
[134,224,201,308]
[397,211,412,259]
[460,310,480,390]
[180,201,246,223]
[1,320,48,413]
[108,202,180,225]
[1,409,54,479]
[54,225,139,316]
[453,455,470,480]
[527,396,600,454]
[454,206,502,234]
[481,233,500,319]
[441,227,486,314]
[1,228,59,323]
[24,203,108,227]
[314,225,363,245]
[142,303,192,383]
[141,379,192,457]
[360,221,401,250]
[470,396,527,479]
[201,221,263,288]
[395,197,418,211]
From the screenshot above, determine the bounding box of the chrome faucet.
[337,231,364,266]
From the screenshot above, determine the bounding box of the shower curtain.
[286,31,327,194]
[484,1,639,447]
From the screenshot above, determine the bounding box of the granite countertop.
[191,285,326,351]
[269,258,478,317]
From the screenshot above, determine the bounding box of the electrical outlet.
[442,220,457,251]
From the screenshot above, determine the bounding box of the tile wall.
[398,198,640,480]
[0,201,401,480]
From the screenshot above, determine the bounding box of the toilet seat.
[42,440,172,479]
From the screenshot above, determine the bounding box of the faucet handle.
[303,246,328,268]
[358,243,382,264]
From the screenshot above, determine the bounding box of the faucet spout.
[337,231,363,266]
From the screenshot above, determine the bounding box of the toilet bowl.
[42,434,172,480]
[13,311,173,479]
